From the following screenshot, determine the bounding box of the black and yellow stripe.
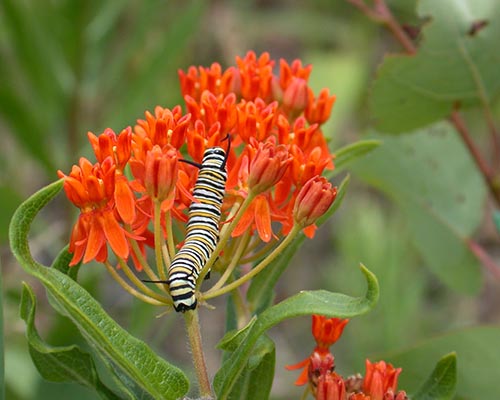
[167,146,228,312]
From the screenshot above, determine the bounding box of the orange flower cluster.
[287,316,408,400]
[59,51,337,269]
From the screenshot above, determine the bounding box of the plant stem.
[209,230,251,293]
[198,192,256,284]
[153,200,168,281]
[184,310,212,398]
[203,224,301,300]
[449,110,500,205]
[104,261,167,306]
[348,0,416,55]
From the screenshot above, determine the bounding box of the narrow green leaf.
[246,175,350,314]
[51,245,80,281]
[215,264,379,398]
[9,180,189,400]
[226,335,275,400]
[333,140,381,172]
[352,125,485,293]
[412,353,457,400]
[20,283,120,399]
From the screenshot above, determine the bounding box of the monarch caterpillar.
[144,138,229,312]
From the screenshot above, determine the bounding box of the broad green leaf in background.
[20,283,120,399]
[214,264,379,399]
[384,327,500,399]
[247,174,350,314]
[9,180,189,400]
[371,0,500,133]
[352,124,486,294]
[412,352,457,400]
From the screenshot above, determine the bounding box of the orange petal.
[101,211,129,260]
[115,177,136,224]
[232,203,255,237]
[83,217,105,263]
[255,196,272,242]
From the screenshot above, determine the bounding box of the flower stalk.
[184,309,212,398]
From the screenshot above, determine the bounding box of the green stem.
[104,261,167,306]
[117,258,172,304]
[153,201,168,281]
[197,192,256,284]
[230,285,251,329]
[184,310,212,398]
[209,230,251,293]
[128,235,160,281]
[164,210,177,263]
[203,224,302,300]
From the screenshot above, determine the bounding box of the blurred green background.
[2,0,499,399]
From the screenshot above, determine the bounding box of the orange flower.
[185,91,237,136]
[235,99,278,143]
[312,315,349,351]
[235,51,275,101]
[58,157,130,265]
[293,176,337,229]
[316,371,346,400]
[286,316,348,389]
[305,88,336,126]
[362,360,406,400]
[232,194,274,242]
[87,127,136,224]
[134,105,191,150]
[144,145,179,207]
[246,137,292,194]
[178,63,236,100]
[282,77,309,117]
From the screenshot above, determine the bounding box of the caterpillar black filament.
[144,139,229,312]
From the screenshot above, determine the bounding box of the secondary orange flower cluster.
[58,51,337,270]
[287,316,407,400]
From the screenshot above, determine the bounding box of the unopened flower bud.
[293,176,337,227]
[283,77,309,115]
[144,145,178,202]
[247,139,292,194]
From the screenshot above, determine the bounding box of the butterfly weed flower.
[286,316,349,388]
[287,316,408,400]
[56,51,345,398]
[59,51,339,315]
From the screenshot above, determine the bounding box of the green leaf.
[9,180,189,400]
[371,0,500,133]
[51,246,81,281]
[333,140,381,172]
[226,335,275,400]
[351,124,485,293]
[412,352,457,400]
[246,175,350,314]
[214,264,379,399]
[19,283,120,399]
[384,327,500,399]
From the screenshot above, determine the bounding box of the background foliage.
[2,0,499,399]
